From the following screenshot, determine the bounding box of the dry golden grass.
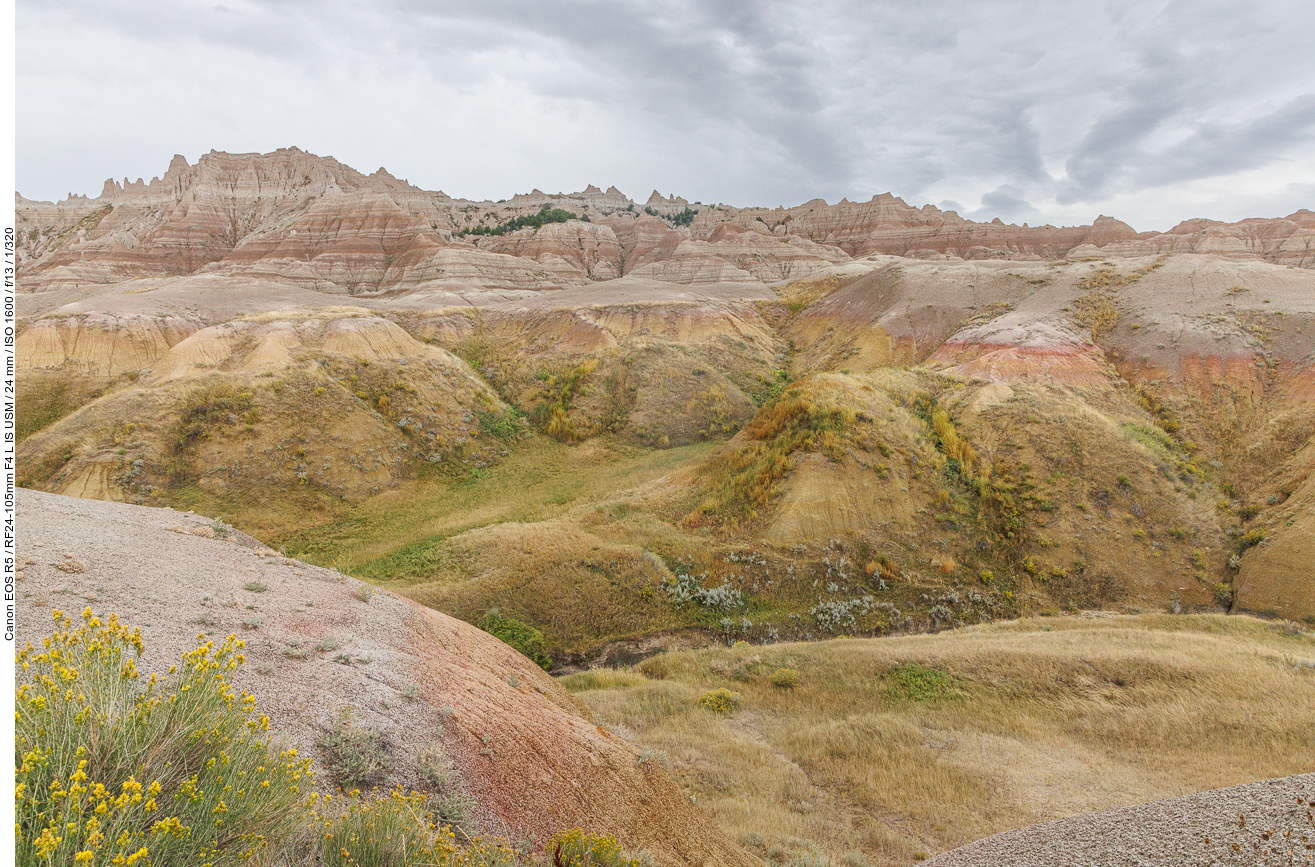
[776,274,855,311]
[930,405,979,479]
[567,614,1315,866]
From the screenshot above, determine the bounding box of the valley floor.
[560,614,1315,866]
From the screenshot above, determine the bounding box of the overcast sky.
[17,0,1315,231]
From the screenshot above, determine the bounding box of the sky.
[16,0,1315,231]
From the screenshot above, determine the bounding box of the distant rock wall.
[18,149,1311,299]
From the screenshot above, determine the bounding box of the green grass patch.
[886,663,955,702]
[353,534,451,584]
[274,435,716,578]
[1121,422,1176,461]
[476,408,527,440]
[17,379,80,443]
[478,610,551,669]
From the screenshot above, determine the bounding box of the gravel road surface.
[926,772,1315,866]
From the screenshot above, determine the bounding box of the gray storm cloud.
[16,0,1315,230]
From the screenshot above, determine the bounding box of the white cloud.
[17,0,1315,231]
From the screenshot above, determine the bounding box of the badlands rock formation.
[18,148,1314,305]
[15,148,1315,635]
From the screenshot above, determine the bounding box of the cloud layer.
[18,0,1315,230]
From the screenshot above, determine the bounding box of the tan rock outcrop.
[17,313,197,377]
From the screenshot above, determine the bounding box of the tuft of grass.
[885,663,954,702]
[530,359,599,443]
[312,789,519,865]
[315,636,342,653]
[559,670,649,692]
[316,714,392,791]
[244,581,268,593]
[477,408,527,441]
[415,747,478,832]
[281,642,308,660]
[929,406,978,480]
[1121,422,1176,461]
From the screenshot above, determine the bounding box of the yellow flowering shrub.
[16,609,531,867]
[546,828,640,867]
[15,609,312,866]
[698,688,744,714]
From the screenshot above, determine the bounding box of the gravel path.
[926,772,1315,866]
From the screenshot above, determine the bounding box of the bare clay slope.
[14,488,756,866]
[13,148,1315,652]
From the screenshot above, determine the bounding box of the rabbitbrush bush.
[698,688,744,714]
[546,828,640,867]
[16,609,525,867]
[15,608,312,866]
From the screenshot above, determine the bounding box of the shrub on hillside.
[15,609,312,866]
[478,610,552,670]
[684,390,852,529]
[529,360,598,443]
[315,789,521,866]
[17,609,527,867]
[699,688,744,714]
[1234,528,1266,553]
[769,668,801,689]
[172,385,257,453]
[416,747,478,832]
[547,829,640,867]
[316,714,393,792]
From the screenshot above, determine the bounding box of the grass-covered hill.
[17,252,1315,660]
